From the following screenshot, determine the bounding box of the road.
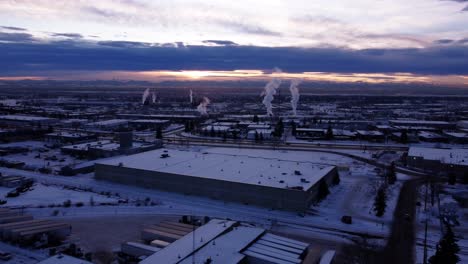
[380,179,422,264]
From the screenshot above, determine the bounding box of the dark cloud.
[97,41,152,48]
[217,20,282,36]
[434,39,454,44]
[202,40,238,46]
[0,40,467,75]
[0,32,34,42]
[440,0,468,11]
[458,38,468,44]
[1,26,27,31]
[52,33,83,39]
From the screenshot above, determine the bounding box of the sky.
[0,0,468,86]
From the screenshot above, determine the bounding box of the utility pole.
[423,176,429,264]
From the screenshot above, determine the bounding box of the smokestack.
[142,88,150,105]
[197,96,211,115]
[289,79,301,116]
[261,68,282,116]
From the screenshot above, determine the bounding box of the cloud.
[217,20,282,36]
[0,40,467,76]
[0,32,34,42]
[202,40,238,46]
[97,40,152,48]
[434,39,455,44]
[1,26,27,31]
[52,33,83,38]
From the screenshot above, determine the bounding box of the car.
[404,213,412,221]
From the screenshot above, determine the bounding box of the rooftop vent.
[294,170,302,175]
[160,153,170,158]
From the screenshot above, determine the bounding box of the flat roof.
[97,148,335,190]
[179,226,264,264]
[38,254,92,264]
[389,120,450,125]
[141,219,236,264]
[0,115,54,121]
[408,147,468,166]
[86,119,128,126]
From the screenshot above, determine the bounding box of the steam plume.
[189,90,193,104]
[197,96,211,115]
[151,91,156,104]
[289,79,301,116]
[261,68,282,116]
[142,88,150,104]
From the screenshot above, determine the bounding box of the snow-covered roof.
[178,226,264,264]
[86,119,128,127]
[62,140,112,151]
[97,148,335,190]
[243,233,308,264]
[140,219,236,264]
[37,254,92,264]
[46,132,91,138]
[389,120,450,125]
[408,147,468,166]
[129,119,169,124]
[0,115,55,122]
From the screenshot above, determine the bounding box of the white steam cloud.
[261,68,282,116]
[142,88,150,104]
[197,96,211,115]
[151,91,156,104]
[289,79,301,116]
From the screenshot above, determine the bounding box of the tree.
[463,171,468,185]
[373,187,387,217]
[222,131,227,142]
[317,180,330,201]
[156,127,163,139]
[254,131,259,142]
[253,115,259,123]
[326,125,334,140]
[400,130,408,143]
[333,173,340,185]
[387,162,397,185]
[429,225,460,264]
[448,172,456,185]
[210,126,215,137]
[259,132,264,142]
[184,121,190,132]
[291,121,297,136]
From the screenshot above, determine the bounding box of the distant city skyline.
[1,0,468,87]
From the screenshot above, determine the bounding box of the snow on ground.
[0,145,409,249]
[415,183,468,264]
[0,183,116,207]
[0,140,81,173]
[0,241,48,264]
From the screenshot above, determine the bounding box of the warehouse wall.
[95,164,338,212]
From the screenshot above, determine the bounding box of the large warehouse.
[95,148,338,211]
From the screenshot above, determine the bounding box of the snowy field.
[0,183,116,207]
[0,140,81,173]
[0,145,409,257]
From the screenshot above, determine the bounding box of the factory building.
[137,219,310,264]
[407,147,468,177]
[0,115,57,127]
[95,148,338,211]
